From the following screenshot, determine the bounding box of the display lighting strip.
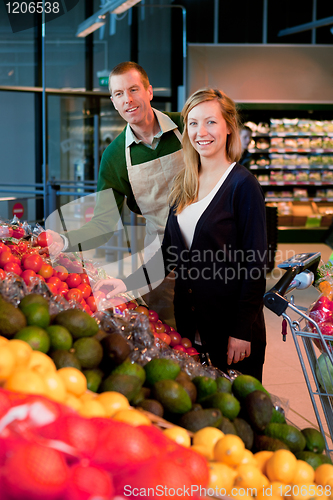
[76,0,142,37]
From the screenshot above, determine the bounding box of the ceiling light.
[76,15,106,37]
[112,0,142,14]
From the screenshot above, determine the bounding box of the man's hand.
[92,278,127,298]
[39,230,65,259]
[227,337,251,365]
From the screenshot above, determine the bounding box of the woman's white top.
[177,162,236,249]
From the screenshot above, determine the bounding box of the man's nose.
[124,90,133,103]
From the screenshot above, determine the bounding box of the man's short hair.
[109,61,150,94]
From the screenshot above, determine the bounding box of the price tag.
[306,215,322,228]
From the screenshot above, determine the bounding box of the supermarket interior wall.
[187,44,333,103]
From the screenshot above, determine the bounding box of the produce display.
[0,219,332,499]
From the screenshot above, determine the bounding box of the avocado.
[218,417,237,435]
[176,378,197,404]
[264,423,306,453]
[216,377,232,394]
[99,373,143,401]
[191,403,203,412]
[295,451,328,469]
[50,349,82,370]
[244,390,273,432]
[270,407,287,424]
[138,399,164,418]
[175,371,192,383]
[73,337,103,369]
[83,368,103,392]
[178,408,223,432]
[232,374,268,400]
[19,293,49,312]
[131,387,151,406]
[144,358,181,386]
[192,376,217,403]
[152,379,192,414]
[254,434,290,452]
[301,427,326,454]
[201,392,241,420]
[54,309,98,339]
[0,296,27,337]
[112,359,146,384]
[233,417,254,450]
[100,333,131,371]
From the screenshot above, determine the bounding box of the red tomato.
[11,227,25,239]
[37,275,45,282]
[79,273,90,285]
[23,254,43,273]
[83,304,92,315]
[135,305,149,317]
[0,269,6,280]
[65,288,83,302]
[46,276,61,289]
[37,231,53,248]
[163,324,171,334]
[0,251,15,268]
[0,242,7,254]
[18,241,28,254]
[86,296,97,312]
[21,269,37,286]
[54,266,68,281]
[77,283,92,299]
[173,344,186,352]
[57,282,69,293]
[12,255,21,266]
[47,283,58,295]
[148,310,159,322]
[67,261,83,274]
[126,301,137,310]
[181,337,192,349]
[66,273,82,288]
[169,331,182,347]
[155,322,166,334]
[158,333,171,345]
[4,262,22,276]
[38,264,54,279]
[108,298,127,312]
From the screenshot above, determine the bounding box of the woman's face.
[187,100,230,161]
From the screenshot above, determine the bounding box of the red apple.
[181,337,192,349]
[169,331,182,346]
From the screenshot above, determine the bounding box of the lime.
[192,376,217,402]
[73,337,103,369]
[46,325,73,351]
[83,369,103,392]
[22,303,50,329]
[14,326,50,353]
[144,358,180,386]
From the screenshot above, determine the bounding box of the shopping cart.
[264,252,333,456]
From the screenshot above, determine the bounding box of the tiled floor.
[263,243,333,450]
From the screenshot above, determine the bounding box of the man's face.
[110,69,153,127]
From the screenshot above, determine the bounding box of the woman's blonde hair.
[169,88,242,214]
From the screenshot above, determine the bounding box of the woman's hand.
[39,230,64,259]
[227,337,251,365]
[92,279,127,299]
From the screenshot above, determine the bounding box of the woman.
[93,88,267,381]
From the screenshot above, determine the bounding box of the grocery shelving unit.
[239,103,333,243]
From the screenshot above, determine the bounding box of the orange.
[96,391,129,417]
[239,449,258,466]
[57,367,87,396]
[4,368,46,396]
[79,399,106,418]
[234,464,268,491]
[43,372,67,403]
[190,445,212,460]
[214,434,245,467]
[112,408,151,426]
[292,459,315,484]
[207,462,237,492]
[315,464,333,486]
[0,336,9,346]
[0,345,15,381]
[254,450,274,474]
[64,393,83,412]
[270,481,288,497]
[7,339,32,368]
[80,392,97,403]
[192,427,224,460]
[163,427,191,447]
[266,449,297,484]
[27,351,56,375]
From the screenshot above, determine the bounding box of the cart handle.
[264,252,321,316]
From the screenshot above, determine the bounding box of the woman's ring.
[241,352,245,356]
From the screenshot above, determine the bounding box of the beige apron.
[125,128,184,326]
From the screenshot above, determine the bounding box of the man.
[47,61,184,322]
[239,125,253,170]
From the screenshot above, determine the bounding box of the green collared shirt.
[125,108,178,150]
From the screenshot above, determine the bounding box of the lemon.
[4,368,46,396]
[96,391,130,417]
[27,351,56,375]
[292,459,315,484]
[7,339,32,368]
[163,426,191,447]
[254,450,274,474]
[0,336,9,346]
[64,393,83,412]
[193,426,224,459]
[239,449,258,466]
[112,408,151,426]
[266,449,297,484]
[0,345,15,381]
[79,399,107,418]
[57,367,87,397]
[214,434,245,467]
[234,464,268,491]
[191,445,212,460]
[207,462,237,492]
[43,372,67,403]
